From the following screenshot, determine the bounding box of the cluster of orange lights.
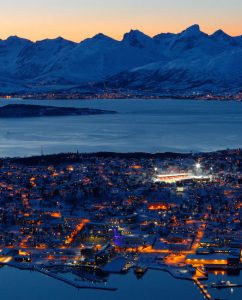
[121,245,170,254]
[67,166,74,172]
[65,219,89,245]
[131,165,142,169]
[30,177,37,187]
[148,204,168,210]
[35,244,48,249]
[156,174,190,183]
[47,254,55,260]
[50,212,62,218]
[193,278,212,300]
[18,249,30,256]
[186,258,227,265]
[19,235,31,248]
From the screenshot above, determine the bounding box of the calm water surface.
[207,272,242,300]
[0,267,201,300]
[0,267,241,300]
[0,98,242,157]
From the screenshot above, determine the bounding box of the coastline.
[1,94,242,102]
[3,148,238,165]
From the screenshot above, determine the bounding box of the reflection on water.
[208,269,241,277]
[207,271,242,300]
[0,266,241,300]
[0,98,242,157]
[0,267,201,300]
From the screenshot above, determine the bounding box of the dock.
[193,278,212,300]
[101,257,127,274]
[0,261,117,291]
[34,267,117,291]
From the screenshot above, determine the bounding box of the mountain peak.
[211,29,231,39]
[122,29,151,48]
[180,24,203,37]
[92,33,113,41]
[55,36,69,42]
[153,32,175,40]
[5,35,31,44]
[81,33,116,46]
[124,29,149,38]
[35,37,75,48]
[39,36,67,42]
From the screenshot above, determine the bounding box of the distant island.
[0,104,117,118]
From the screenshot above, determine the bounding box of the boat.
[133,263,148,277]
[211,280,242,289]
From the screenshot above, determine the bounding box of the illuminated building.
[148,203,168,211]
[154,172,211,183]
[185,254,228,266]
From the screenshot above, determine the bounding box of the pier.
[193,278,212,300]
[34,267,117,291]
[0,262,117,291]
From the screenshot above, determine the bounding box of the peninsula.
[0,104,117,118]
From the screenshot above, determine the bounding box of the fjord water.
[0,98,242,157]
[0,267,241,300]
[0,267,201,300]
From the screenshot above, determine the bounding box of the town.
[0,149,241,299]
[1,91,242,101]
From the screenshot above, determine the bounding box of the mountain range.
[0,25,241,95]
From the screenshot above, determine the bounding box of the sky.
[1,0,242,41]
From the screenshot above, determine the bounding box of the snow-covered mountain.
[0,25,241,94]
[106,49,242,93]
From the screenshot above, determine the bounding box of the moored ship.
[211,280,242,289]
[133,263,148,277]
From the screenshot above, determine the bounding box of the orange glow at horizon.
[1,5,242,43]
[1,22,241,43]
[1,1,242,40]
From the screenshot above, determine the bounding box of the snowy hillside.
[0,25,241,94]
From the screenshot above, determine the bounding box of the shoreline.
[1,95,242,102]
[4,148,240,164]
[0,104,117,118]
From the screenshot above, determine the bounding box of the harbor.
[0,263,241,300]
[1,257,241,300]
[0,266,204,300]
